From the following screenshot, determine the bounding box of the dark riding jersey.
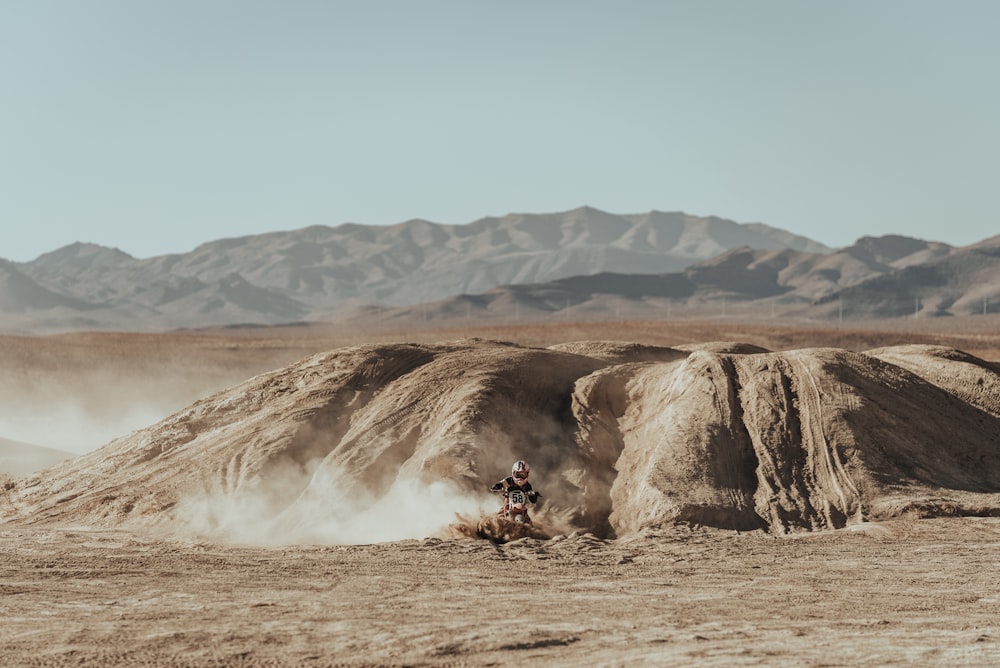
[491,476,539,503]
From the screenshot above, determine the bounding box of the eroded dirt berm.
[3,339,1000,539]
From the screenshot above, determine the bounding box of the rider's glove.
[528,491,540,503]
[490,482,503,492]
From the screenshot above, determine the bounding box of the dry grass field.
[2,316,1000,666]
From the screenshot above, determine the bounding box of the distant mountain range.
[0,207,829,332]
[362,234,1000,324]
[1,207,995,332]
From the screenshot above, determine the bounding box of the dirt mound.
[866,344,1000,419]
[547,341,686,364]
[3,339,1000,541]
[673,341,772,355]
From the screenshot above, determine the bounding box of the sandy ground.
[4,319,1000,666]
[2,517,999,667]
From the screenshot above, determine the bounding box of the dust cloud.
[0,399,172,454]
[0,331,323,455]
[171,463,494,545]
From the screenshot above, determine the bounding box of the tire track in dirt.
[738,355,823,532]
[711,354,766,530]
[785,350,863,528]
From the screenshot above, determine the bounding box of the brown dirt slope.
[3,339,1000,539]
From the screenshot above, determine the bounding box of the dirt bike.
[492,487,537,524]
[504,488,531,523]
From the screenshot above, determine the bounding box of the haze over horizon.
[3,1,998,262]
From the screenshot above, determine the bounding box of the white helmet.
[512,460,530,481]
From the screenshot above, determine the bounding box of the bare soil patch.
[1,518,998,666]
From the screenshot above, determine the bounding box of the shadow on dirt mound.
[448,514,551,544]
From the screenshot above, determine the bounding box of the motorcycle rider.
[490,460,541,521]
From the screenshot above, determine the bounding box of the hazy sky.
[3,1,998,262]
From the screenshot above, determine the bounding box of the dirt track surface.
[2,518,999,667]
